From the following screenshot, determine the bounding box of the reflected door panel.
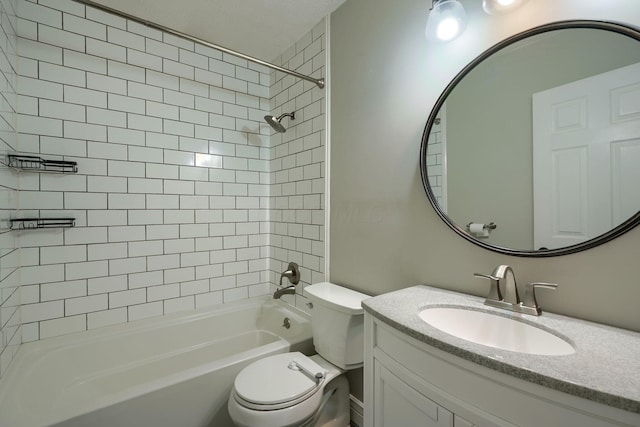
[612,139,640,225]
[533,62,640,250]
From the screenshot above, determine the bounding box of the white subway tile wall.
[0,0,19,379]
[7,0,326,349]
[268,19,326,309]
[16,0,270,339]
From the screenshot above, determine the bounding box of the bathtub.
[0,297,313,427]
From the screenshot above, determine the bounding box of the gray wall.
[330,0,640,334]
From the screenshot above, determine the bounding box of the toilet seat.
[233,352,326,410]
[228,353,347,427]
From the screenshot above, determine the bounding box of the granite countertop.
[362,285,640,414]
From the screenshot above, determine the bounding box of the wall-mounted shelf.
[7,155,78,173]
[9,218,76,230]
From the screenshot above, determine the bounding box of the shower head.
[264,112,295,133]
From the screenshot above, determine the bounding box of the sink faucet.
[522,282,559,315]
[498,265,520,305]
[474,265,557,316]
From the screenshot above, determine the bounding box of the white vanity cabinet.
[373,359,476,427]
[364,313,639,427]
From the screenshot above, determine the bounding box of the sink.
[418,307,575,356]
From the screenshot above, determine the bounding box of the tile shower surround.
[5,0,326,354]
[0,0,19,378]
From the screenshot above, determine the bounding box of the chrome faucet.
[501,265,520,305]
[474,265,557,316]
[273,262,301,299]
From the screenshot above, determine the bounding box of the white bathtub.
[0,297,313,427]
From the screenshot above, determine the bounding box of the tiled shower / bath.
[1,0,326,378]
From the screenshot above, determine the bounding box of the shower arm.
[277,112,295,121]
[72,0,325,89]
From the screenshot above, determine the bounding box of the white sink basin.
[418,307,575,356]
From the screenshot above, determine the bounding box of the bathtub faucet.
[273,286,296,299]
[274,262,301,299]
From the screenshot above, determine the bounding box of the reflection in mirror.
[421,21,640,256]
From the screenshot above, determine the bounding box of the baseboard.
[350,394,364,427]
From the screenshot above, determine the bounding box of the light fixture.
[425,0,468,42]
[482,0,529,15]
[426,0,530,43]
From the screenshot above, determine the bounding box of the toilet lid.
[234,352,322,405]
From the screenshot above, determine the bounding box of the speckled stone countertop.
[362,285,640,414]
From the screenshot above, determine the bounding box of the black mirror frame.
[420,20,640,257]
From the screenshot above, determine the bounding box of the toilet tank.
[304,282,370,369]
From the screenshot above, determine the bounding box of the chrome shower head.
[264,112,295,133]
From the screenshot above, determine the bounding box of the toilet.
[228,282,369,427]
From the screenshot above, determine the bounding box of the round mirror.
[420,21,640,257]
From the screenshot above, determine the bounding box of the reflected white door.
[532,62,640,250]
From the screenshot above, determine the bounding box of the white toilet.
[228,282,369,427]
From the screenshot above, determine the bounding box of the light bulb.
[425,0,467,42]
[437,18,461,41]
[482,0,529,14]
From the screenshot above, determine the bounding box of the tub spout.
[273,285,296,299]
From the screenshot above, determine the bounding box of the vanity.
[362,285,640,427]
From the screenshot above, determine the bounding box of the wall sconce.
[426,0,529,42]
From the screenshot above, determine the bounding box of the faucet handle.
[522,282,558,314]
[279,262,301,287]
[474,273,503,302]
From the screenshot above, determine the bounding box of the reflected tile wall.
[426,111,445,210]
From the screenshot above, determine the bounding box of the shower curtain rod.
[72,0,325,89]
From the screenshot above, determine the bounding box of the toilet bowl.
[228,282,369,427]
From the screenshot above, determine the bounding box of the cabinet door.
[374,361,453,427]
[454,415,476,427]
